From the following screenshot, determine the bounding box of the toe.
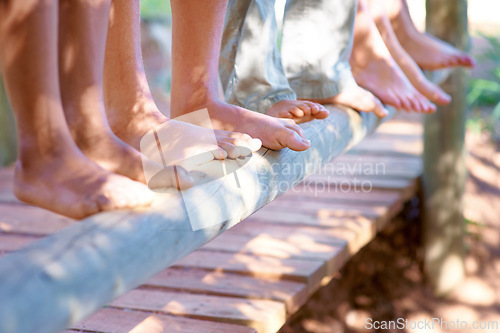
[385,91,403,110]
[279,128,311,151]
[408,94,424,112]
[311,103,330,119]
[282,119,306,138]
[225,137,262,154]
[290,107,305,118]
[372,98,389,118]
[218,141,241,159]
[212,146,228,160]
[398,95,414,112]
[306,102,321,114]
[298,103,312,115]
[425,81,451,105]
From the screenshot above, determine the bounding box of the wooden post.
[0,75,17,167]
[423,0,469,295]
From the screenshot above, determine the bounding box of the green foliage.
[466,34,500,138]
[140,0,171,20]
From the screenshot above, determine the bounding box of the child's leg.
[219,0,328,123]
[281,0,388,117]
[169,0,311,151]
[58,0,151,183]
[349,0,435,113]
[0,0,153,219]
[383,0,474,70]
[366,0,451,105]
[103,0,261,157]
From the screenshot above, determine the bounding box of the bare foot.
[381,0,475,70]
[106,99,262,157]
[195,100,311,151]
[366,0,451,105]
[265,100,329,124]
[13,149,154,219]
[350,1,436,113]
[400,32,475,71]
[306,85,389,118]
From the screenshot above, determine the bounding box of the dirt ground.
[278,37,500,333]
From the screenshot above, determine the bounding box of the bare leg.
[366,0,451,105]
[103,0,262,156]
[350,0,436,113]
[169,0,310,151]
[383,0,474,70]
[58,0,155,184]
[0,0,153,219]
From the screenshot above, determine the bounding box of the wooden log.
[0,105,395,333]
[423,0,468,295]
[0,76,17,167]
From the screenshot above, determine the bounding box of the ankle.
[16,139,80,175]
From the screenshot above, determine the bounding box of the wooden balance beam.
[0,104,394,333]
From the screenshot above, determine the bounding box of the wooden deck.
[0,112,423,333]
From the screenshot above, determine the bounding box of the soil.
[279,37,500,333]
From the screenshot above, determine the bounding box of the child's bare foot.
[381,0,475,70]
[105,99,262,158]
[351,1,436,113]
[366,0,451,105]
[186,100,311,151]
[400,32,475,71]
[305,85,389,118]
[13,149,154,219]
[265,100,329,124]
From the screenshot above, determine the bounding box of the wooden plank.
[225,220,379,279]
[144,268,308,313]
[0,76,17,167]
[0,165,14,179]
[259,198,390,219]
[0,234,39,253]
[110,289,286,333]
[0,203,74,236]
[334,153,422,164]
[246,209,373,228]
[350,138,423,156]
[303,174,416,190]
[282,186,402,205]
[202,232,338,261]
[423,0,468,295]
[0,185,20,205]
[0,168,20,204]
[73,307,257,333]
[230,221,369,248]
[173,250,326,287]
[0,104,400,333]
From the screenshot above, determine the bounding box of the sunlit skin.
[265,100,330,124]
[380,0,475,70]
[350,0,436,113]
[0,0,154,219]
[58,0,152,183]
[304,85,389,119]
[103,0,262,158]
[365,0,452,105]
[168,0,311,151]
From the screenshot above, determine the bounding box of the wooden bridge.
[0,1,468,332]
[0,111,422,333]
